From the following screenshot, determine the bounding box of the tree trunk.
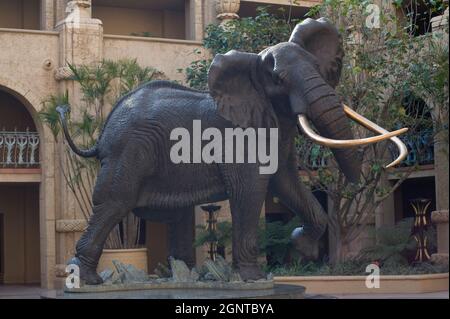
[328,203,342,264]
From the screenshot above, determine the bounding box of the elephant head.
[208,18,407,182]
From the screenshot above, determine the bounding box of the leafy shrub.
[194,221,233,251]
[359,218,417,265]
[259,216,302,266]
[268,259,448,276]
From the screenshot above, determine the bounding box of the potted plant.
[40,59,166,273]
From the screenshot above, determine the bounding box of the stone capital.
[216,0,240,24]
[55,0,102,29]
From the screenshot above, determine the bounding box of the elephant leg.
[167,207,195,267]
[73,200,131,284]
[71,153,147,284]
[270,166,328,240]
[270,166,328,260]
[228,181,268,281]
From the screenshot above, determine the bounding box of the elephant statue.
[58,18,407,285]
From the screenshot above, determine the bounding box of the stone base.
[431,253,449,267]
[42,284,305,299]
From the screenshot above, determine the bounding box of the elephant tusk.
[298,115,408,149]
[342,104,408,168]
[297,105,408,169]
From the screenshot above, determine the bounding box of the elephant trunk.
[289,65,361,183]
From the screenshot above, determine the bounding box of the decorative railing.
[296,129,435,171]
[398,129,435,167]
[0,130,40,168]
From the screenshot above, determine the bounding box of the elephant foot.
[67,256,103,285]
[237,264,266,281]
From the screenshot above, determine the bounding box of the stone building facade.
[0,0,447,290]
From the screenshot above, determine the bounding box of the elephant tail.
[56,105,99,158]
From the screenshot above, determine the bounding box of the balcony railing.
[397,129,434,167]
[297,129,435,171]
[0,130,40,168]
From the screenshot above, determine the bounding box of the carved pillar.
[430,4,449,266]
[53,0,104,284]
[40,0,55,30]
[216,0,240,26]
[55,0,103,81]
[431,210,449,266]
[185,0,204,41]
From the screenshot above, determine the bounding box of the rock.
[111,271,125,284]
[99,268,114,283]
[154,262,171,278]
[229,272,243,282]
[203,272,217,281]
[112,260,149,283]
[190,268,200,282]
[204,256,232,282]
[169,257,194,282]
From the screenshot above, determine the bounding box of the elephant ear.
[208,50,277,128]
[289,18,344,88]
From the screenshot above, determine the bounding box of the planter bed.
[274,273,449,294]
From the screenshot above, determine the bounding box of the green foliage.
[258,216,302,265]
[39,91,69,139]
[194,221,233,249]
[194,216,302,266]
[185,7,296,89]
[359,218,417,265]
[41,59,165,148]
[268,259,448,276]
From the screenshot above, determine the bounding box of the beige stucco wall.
[92,5,185,39]
[103,36,206,82]
[0,30,59,102]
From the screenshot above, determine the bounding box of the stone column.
[430,4,449,267]
[431,210,449,266]
[55,0,71,25]
[431,4,449,212]
[53,0,104,287]
[203,0,219,28]
[185,0,204,41]
[216,0,240,26]
[40,0,55,30]
[55,1,103,75]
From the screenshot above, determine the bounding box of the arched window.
[0,89,40,168]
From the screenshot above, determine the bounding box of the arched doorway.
[0,88,41,285]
